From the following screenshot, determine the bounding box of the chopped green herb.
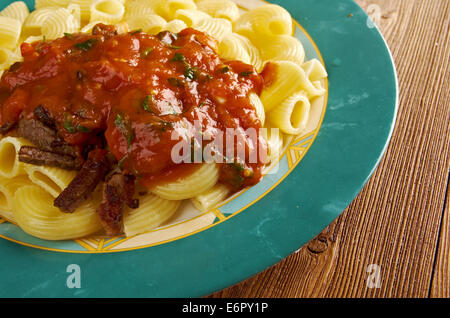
[64,33,73,39]
[229,162,245,172]
[142,95,154,112]
[171,52,185,62]
[127,131,134,147]
[230,172,244,189]
[63,114,90,134]
[77,125,91,133]
[220,66,229,73]
[115,113,134,149]
[184,65,198,81]
[168,77,184,87]
[74,39,98,51]
[63,113,77,134]
[118,155,128,169]
[168,45,182,49]
[115,113,124,127]
[159,121,173,132]
[131,29,142,35]
[141,47,153,58]
[239,70,254,77]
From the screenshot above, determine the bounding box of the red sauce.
[0,25,268,191]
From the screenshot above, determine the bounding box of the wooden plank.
[431,181,450,298]
[210,0,450,298]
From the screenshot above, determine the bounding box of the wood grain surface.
[210,0,450,298]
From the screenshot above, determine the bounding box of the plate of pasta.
[0,0,398,297]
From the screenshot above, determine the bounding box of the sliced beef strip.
[19,146,83,170]
[54,149,110,213]
[97,173,138,236]
[33,105,55,128]
[17,117,79,158]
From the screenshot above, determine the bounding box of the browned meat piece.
[0,122,16,134]
[54,149,110,213]
[97,173,138,236]
[92,23,118,38]
[18,146,83,170]
[122,174,139,209]
[17,118,79,157]
[33,105,55,128]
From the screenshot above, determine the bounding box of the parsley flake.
[74,39,98,51]
[142,95,154,113]
[239,70,254,77]
[171,52,185,62]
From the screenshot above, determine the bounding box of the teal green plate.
[0,0,398,297]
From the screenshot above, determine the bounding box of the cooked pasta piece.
[219,32,263,71]
[114,21,129,34]
[26,165,77,198]
[125,0,164,17]
[263,126,284,165]
[165,19,187,33]
[79,20,99,33]
[260,61,324,112]
[13,185,102,240]
[152,163,220,200]
[35,0,70,9]
[67,3,81,26]
[173,9,210,27]
[0,1,30,23]
[249,92,265,125]
[0,47,21,71]
[23,36,44,44]
[191,183,230,213]
[302,58,328,85]
[124,0,157,19]
[196,0,239,22]
[69,0,94,23]
[41,7,80,39]
[23,7,56,36]
[0,16,22,49]
[219,32,250,64]
[0,137,32,179]
[268,91,310,135]
[126,14,166,34]
[194,17,232,42]
[258,34,305,65]
[123,194,180,236]
[233,4,292,39]
[160,0,197,20]
[0,175,31,222]
[90,0,124,24]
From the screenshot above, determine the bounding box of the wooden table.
[210,0,450,298]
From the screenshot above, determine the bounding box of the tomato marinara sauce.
[0,24,268,191]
